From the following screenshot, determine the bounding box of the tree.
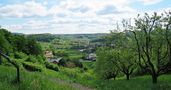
[163,11,171,71]
[27,38,43,56]
[133,12,170,83]
[13,35,28,53]
[117,48,136,80]
[95,48,119,80]
[0,30,12,64]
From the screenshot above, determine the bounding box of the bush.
[71,59,83,68]
[69,56,83,68]
[58,57,69,66]
[61,68,79,78]
[36,55,45,64]
[65,62,76,68]
[26,55,37,63]
[22,62,43,72]
[54,50,68,57]
[58,57,83,68]
[14,52,27,59]
[45,62,59,71]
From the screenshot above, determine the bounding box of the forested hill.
[27,33,108,42]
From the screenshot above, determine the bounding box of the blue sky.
[0,0,171,34]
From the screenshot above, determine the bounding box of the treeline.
[28,33,107,43]
[28,34,57,42]
[95,12,171,84]
[0,28,43,64]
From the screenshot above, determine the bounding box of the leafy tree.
[95,48,119,80]
[117,49,136,80]
[132,12,170,83]
[13,35,28,53]
[163,11,171,70]
[0,30,12,64]
[27,38,43,56]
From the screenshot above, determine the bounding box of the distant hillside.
[27,33,108,42]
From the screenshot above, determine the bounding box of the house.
[44,50,54,58]
[79,49,86,52]
[86,53,96,61]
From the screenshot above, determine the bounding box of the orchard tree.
[117,48,137,80]
[132,12,170,83]
[163,11,171,71]
[95,48,119,80]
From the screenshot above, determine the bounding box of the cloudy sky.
[0,0,171,34]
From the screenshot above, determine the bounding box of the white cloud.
[0,1,47,18]
[1,0,169,34]
[139,0,163,5]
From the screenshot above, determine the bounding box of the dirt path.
[49,77,95,90]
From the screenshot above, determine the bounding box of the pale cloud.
[0,0,169,34]
[0,1,47,18]
[139,0,163,5]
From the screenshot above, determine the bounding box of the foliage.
[22,62,43,72]
[95,48,119,80]
[55,50,69,57]
[0,28,43,58]
[14,52,28,59]
[58,56,83,68]
[45,62,59,71]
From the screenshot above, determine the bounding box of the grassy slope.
[0,65,81,90]
[96,75,171,90]
[1,65,171,90]
[46,67,171,90]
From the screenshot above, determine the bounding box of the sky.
[0,0,171,34]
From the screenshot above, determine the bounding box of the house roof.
[48,57,63,63]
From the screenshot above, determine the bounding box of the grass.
[0,65,80,90]
[45,67,97,88]
[95,75,171,90]
[45,67,171,90]
[1,64,171,90]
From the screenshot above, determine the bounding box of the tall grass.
[0,65,77,90]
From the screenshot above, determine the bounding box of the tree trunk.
[126,74,130,80]
[113,75,116,80]
[16,67,20,82]
[152,74,157,84]
[169,45,171,63]
[0,55,2,64]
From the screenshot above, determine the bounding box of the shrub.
[14,52,27,59]
[45,62,59,71]
[71,59,83,68]
[55,50,68,57]
[61,68,79,78]
[36,55,45,64]
[26,55,37,63]
[22,62,43,72]
[69,56,82,67]
[58,57,83,68]
[66,62,76,68]
[58,57,69,66]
